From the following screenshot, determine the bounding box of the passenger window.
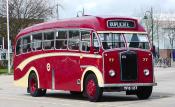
[32,33,42,50]
[16,38,22,55]
[56,31,67,49]
[92,33,100,51]
[68,30,80,50]
[22,36,31,53]
[80,30,90,52]
[43,32,54,49]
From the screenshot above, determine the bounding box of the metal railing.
[154,57,171,67]
[0,51,13,68]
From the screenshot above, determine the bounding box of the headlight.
[144,69,150,76]
[109,69,116,77]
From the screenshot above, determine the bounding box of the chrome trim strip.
[103,83,157,87]
[80,65,92,68]
[102,52,105,83]
[52,68,55,90]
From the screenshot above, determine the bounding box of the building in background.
[141,14,175,60]
[157,20,175,59]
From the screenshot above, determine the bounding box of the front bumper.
[103,83,157,88]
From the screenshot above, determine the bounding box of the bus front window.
[124,33,150,49]
[98,33,125,50]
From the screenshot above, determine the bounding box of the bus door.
[80,31,101,76]
[79,30,91,72]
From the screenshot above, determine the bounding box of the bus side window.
[32,33,42,51]
[80,30,90,52]
[16,38,22,55]
[22,36,31,53]
[68,30,80,50]
[92,32,100,52]
[43,32,54,49]
[56,30,67,49]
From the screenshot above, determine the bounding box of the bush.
[0,60,8,69]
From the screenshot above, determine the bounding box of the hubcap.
[87,79,96,97]
[30,78,36,93]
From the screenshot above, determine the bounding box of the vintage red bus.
[14,16,157,102]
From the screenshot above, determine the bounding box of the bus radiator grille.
[120,51,138,81]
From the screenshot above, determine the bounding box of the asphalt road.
[0,67,175,107]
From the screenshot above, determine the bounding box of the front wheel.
[84,74,103,102]
[28,73,46,97]
[136,86,152,100]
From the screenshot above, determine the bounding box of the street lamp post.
[76,8,85,17]
[53,2,64,20]
[56,4,63,20]
[144,7,154,46]
[6,0,11,74]
[156,20,160,58]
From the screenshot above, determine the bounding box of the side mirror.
[92,47,99,54]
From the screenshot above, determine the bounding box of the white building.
[140,14,175,59]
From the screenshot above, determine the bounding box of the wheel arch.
[81,66,104,92]
[14,67,40,88]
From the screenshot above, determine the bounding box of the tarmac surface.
[0,66,175,107]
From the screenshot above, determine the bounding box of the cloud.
[50,0,175,20]
[76,1,97,12]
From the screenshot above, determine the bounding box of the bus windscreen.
[99,33,150,50]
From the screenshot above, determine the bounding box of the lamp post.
[156,20,160,58]
[6,0,11,74]
[76,8,85,17]
[144,7,154,46]
[56,3,63,20]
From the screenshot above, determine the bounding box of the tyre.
[28,73,46,97]
[136,86,152,100]
[84,74,103,102]
[40,89,47,96]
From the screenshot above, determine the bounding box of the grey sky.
[52,0,175,19]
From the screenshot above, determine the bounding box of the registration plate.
[124,86,137,91]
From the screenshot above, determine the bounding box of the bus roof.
[16,16,146,39]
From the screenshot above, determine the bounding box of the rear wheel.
[28,73,46,97]
[136,86,152,100]
[84,74,103,102]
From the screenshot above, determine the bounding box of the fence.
[154,57,171,67]
[0,50,13,68]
